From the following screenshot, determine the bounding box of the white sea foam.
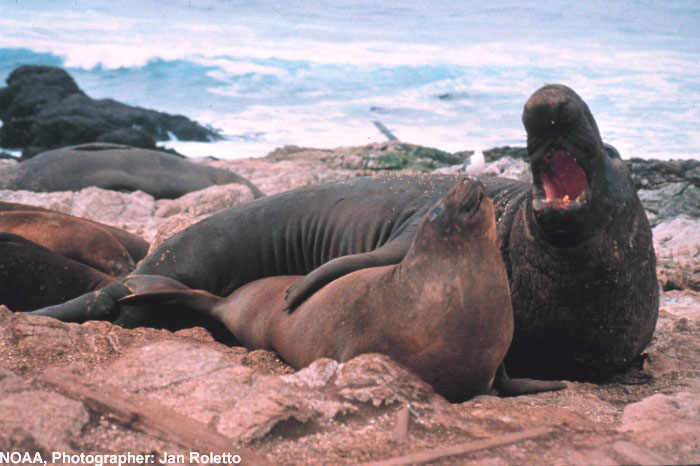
[2,3,697,74]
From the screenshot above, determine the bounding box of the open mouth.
[534,148,588,211]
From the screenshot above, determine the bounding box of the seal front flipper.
[283,236,411,312]
[493,364,566,396]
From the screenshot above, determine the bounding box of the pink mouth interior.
[541,150,587,202]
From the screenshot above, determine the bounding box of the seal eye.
[428,206,448,231]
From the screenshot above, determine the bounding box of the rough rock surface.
[653,216,700,291]
[267,142,469,172]
[482,146,528,162]
[626,157,700,224]
[0,288,697,464]
[0,65,219,157]
[627,157,700,190]
[0,158,17,177]
[638,182,700,225]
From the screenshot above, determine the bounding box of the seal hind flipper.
[118,289,222,318]
[117,288,234,343]
[28,282,130,322]
[283,235,412,312]
[28,275,190,324]
[492,364,566,396]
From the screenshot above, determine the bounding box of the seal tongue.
[541,150,587,201]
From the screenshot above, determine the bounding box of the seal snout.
[111,255,136,277]
[426,179,486,233]
[522,84,583,136]
[445,178,486,218]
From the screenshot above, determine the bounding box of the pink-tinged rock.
[619,392,700,433]
[653,216,700,291]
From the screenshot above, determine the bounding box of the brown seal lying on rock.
[120,179,565,400]
[0,210,136,276]
[32,84,658,382]
[0,142,264,199]
[0,201,149,262]
[0,233,117,312]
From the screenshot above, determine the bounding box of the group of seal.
[0,210,136,276]
[26,84,658,398]
[0,201,147,311]
[0,201,150,261]
[120,179,564,400]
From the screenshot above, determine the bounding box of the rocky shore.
[0,143,698,464]
[0,66,219,158]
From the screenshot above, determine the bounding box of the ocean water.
[1,0,698,160]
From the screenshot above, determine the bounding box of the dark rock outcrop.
[483,146,528,162]
[268,141,471,173]
[0,65,220,158]
[629,158,700,224]
[627,157,700,191]
[95,127,156,150]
